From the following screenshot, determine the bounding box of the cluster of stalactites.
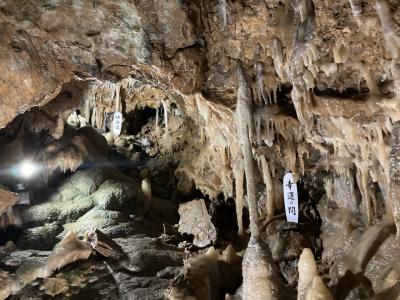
[246,0,400,230]
[82,77,138,132]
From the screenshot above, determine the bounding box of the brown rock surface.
[1,0,400,299]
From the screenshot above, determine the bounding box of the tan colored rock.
[0,271,13,300]
[0,188,18,216]
[43,276,69,297]
[44,231,92,277]
[305,276,334,300]
[178,199,217,248]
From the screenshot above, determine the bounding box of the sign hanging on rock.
[113,112,122,136]
[283,172,299,223]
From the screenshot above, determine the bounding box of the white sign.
[283,173,299,223]
[112,112,123,136]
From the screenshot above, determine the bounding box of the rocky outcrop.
[178,199,217,248]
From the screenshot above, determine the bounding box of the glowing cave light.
[18,159,40,180]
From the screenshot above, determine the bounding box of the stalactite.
[303,69,315,91]
[196,94,210,125]
[233,159,245,235]
[155,105,160,134]
[259,155,274,221]
[114,82,121,113]
[91,107,97,128]
[236,63,258,237]
[324,177,334,201]
[294,42,319,77]
[354,62,380,95]
[295,0,311,23]
[255,62,269,104]
[348,0,362,17]
[265,120,275,147]
[272,39,286,82]
[390,62,400,96]
[389,121,400,237]
[376,0,400,59]
[286,141,298,178]
[52,114,65,139]
[161,99,171,151]
[219,0,228,30]
[255,113,262,143]
[320,63,337,77]
[356,163,373,224]
[332,43,348,64]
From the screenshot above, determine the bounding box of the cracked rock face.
[1,0,400,299]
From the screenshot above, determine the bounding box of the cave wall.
[1,0,400,227]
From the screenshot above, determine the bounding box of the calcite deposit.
[0,0,400,299]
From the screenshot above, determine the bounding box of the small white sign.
[283,172,299,223]
[113,112,123,136]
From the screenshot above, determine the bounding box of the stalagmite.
[389,121,400,237]
[298,248,334,300]
[242,237,284,300]
[221,244,239,264]
[166,247,220,300]
[305,276,334,300]
[141,178,152,214]
[298,248,318,300]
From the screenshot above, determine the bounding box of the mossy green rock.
[92,180,137,211]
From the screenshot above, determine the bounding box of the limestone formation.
[1,0,400,298]
[178,199,217,248]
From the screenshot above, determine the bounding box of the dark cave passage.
[125,107,158,135]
